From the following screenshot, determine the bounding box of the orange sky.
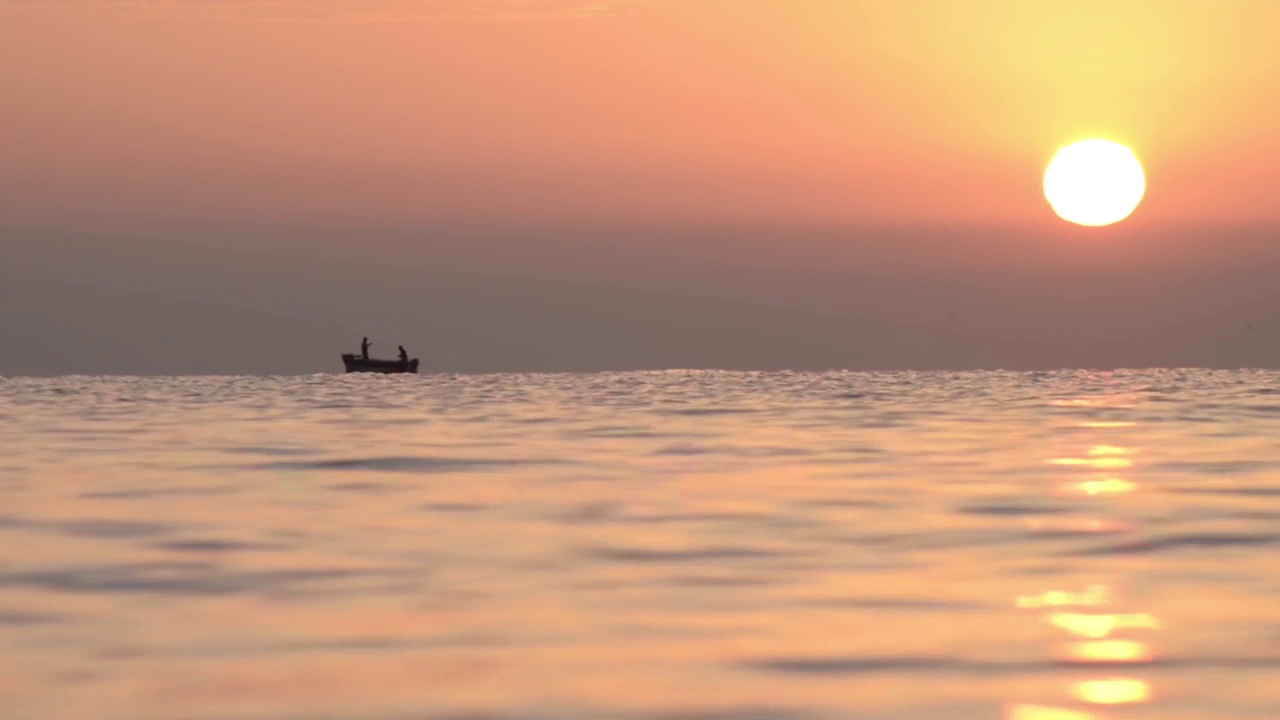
[4,0,1280,232]
[7,1,1280,373]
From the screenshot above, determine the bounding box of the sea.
[2,370,1279,720]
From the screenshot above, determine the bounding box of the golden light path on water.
[1007,394,1153,720]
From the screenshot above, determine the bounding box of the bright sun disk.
[1044,139,1145,227]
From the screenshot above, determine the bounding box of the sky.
[4,0,1280,374]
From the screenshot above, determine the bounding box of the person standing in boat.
[398,345,409,364]
[361,337,372,360]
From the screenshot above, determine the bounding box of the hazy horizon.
[5,220,1279,375]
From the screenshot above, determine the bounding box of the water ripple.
[3,370,1280,719]
[0,562,397,596]
[240,455,557,472]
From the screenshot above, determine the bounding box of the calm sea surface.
[2,370,1280,720]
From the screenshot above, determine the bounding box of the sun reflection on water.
[1072,477,1136,496]
[1048,456,1133,469]
[1017,586,1111,609]
[1005,705,1096,720]
[1013,406,1157,716]
[1049,613,1159,639]
[1073,678,1151,705]
[1063,639,1151,663]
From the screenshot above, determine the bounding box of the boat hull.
[341,354,420,374]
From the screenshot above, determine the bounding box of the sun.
[1043,139,1145,227]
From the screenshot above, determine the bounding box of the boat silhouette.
[341,353,419,374]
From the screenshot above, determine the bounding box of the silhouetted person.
[398,345,408,363]
[361,337,372,360]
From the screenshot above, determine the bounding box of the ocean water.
[2,370,1280,720]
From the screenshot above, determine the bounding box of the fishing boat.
[341,354,420,374]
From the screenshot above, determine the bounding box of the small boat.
[341,354,420,374]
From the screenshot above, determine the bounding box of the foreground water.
[2,371,1279,720]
